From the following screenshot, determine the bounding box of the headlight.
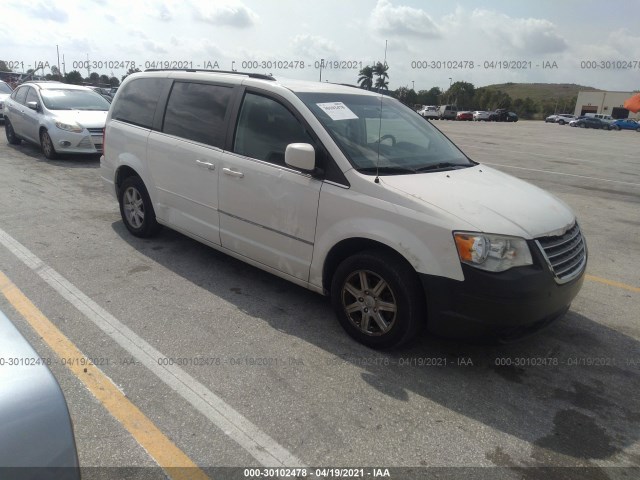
[55,121,84,133]
[453,232,532,272]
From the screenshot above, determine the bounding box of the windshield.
[0,82,12,94]
[297,92,472,174]
[40,89,111,111]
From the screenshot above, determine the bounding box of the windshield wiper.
[358,166,417,175]
[415,162,470,172]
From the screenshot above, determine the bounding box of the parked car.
[569,116,586,127]
[438,104,458,120]
[456,111,473,121]
[585,113,614,123]
[574,117,611,130]
[545,113,573,124]
[472,110,491,121]
[0,80,13,121]
[417,105,438,120]
[88,86,113,103]
[489,109,518,122]
[101,70,586,348]
[4,81,111,159]
[610,118,640,131]
[0,309,80,479]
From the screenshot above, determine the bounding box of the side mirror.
[285,143,315,172]
[26,101,39,111]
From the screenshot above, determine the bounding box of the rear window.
[111,78,169,128]
[162,82,232,148]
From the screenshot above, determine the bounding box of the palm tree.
[357,66,374,90]
[374,77,389,91]
[372,61,389,91]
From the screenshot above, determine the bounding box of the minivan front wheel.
[331,250,423,349]
[118,176,161,237]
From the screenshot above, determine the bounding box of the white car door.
[146,81,235,245]
[218,91,322,281]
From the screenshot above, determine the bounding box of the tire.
[614,126,621,131]
[558,120,565,125]
[5,119,21,145]
[579,124,585,128]
[118,176,161,238]
[40,130,58,159]
[331,249,424,349]
[636,127,640,132]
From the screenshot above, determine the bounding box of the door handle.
[223,167,244,178]
[196,159,215,170]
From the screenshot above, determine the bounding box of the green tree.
[372,61,389,91]
[447,81,475,109]
[394,86,417,106]
[65,70,83,84]
[99,74,110,86]
[109,76,120,87]
[121,67,141,82]
[357,65,374,90]
[89,72,100,85]
[0,61,11,72]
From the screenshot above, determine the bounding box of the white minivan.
[101,70,586,348]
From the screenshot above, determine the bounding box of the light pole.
[448,77,452,103]
[319,59,324,82]
[412,80,415,91]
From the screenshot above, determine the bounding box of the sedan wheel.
[40,130,58,159]
[5,120,22,145]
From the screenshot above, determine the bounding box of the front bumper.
[419,242,586,340]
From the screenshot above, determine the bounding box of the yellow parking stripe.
[0,270,210,480]
[586,274,640,294]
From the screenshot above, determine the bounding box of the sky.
[1,0,639,92]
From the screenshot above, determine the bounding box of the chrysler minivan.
[101,70,586,348]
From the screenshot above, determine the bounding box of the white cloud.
[193,2,258,28]
[291,35,338,57]
[470,9,567,55]
[25,1,68,22]
[143,40,168,54]
[369,0,440,38]
[157,2,173,21]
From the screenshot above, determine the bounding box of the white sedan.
[473,110,491,121]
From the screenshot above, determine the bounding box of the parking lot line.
[0,270,209,480]
[586,274,640,294]
[480,162,640,187]
[0,226,305,468]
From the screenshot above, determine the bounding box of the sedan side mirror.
[26,101,39,112]
[285,143,315,172]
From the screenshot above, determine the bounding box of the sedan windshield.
[40,89,111,111]
[297,92,473,174]
[0,82,12,94]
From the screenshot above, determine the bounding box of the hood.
[380,165,575,239]
[52,110,108,129]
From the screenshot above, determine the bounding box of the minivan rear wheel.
[331,250,423,349]
[119,176,161,237]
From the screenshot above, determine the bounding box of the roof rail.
[144,68,275,81]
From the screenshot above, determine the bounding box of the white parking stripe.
[0,227,305,468]
[480,162,640,187]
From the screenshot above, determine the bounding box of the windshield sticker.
[316,102,358,121]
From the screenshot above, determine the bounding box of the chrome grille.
[536,223,586,284]
[87,128,103,134]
